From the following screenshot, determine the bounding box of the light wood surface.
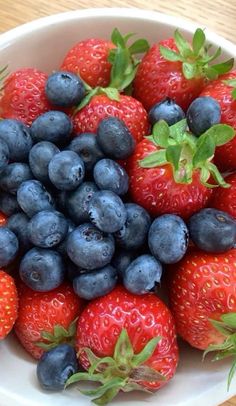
[0,1,236,405]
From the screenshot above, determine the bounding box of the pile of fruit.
[1,26,236,404]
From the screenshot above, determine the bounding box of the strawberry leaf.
[111,28,126,47]
[207,161,230,188]
[202,124,235,146]
[100,87,120,101]
[166,145,182,170]
[221,313,236,329]
[131,336,161,367]
[204,67,219,80]
[169,119,188,141]
[128,39,150,55]
[174,29,193,58]
[211,58,234,75]
[193,133,215,166]
[153,120,170,147]
[228,358,236,390]
[192,28,206,56]
[232,89,236,100]
[139,150,167,168]
[209,318,233,336]
[182,62,197,79]
[159,45,183,62]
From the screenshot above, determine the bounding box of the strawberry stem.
[35,318,78,351]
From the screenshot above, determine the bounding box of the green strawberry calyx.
[35,318,78,351]
[139,119,235,188]
[160,28,234,80]
[203,313,236,390]
[224,79,236,100]
[65,329,164,405]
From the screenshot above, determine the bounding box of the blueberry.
[0,163,33,194]
[148,97,185,126]
[56,219,76,256]
[7,213,32,252]
[19,247,65,291]
[31,111,73,144]
[0,227,19,266]
[88,190,127,233]
[148,214,189,264]
[114,203,151,250]
[29,141,60,184]
[65,182,98,224]
[67,223,115,270]
[68,133,104,171]
[188,208,236,252]
[112,249,137,278]
[93,159,129,196]
[123,254,163,295]
[37,344,78,391]
[17,180,54,217]
[0,139,9,174]
[0,119,32,162]
[48,151,85,191]
[73,265,118,300]
[66,259,84,282]
[0,192,20,216]
[45,71,85,108]
[97,117,135,159]
[186,96,221,136]
[28,210,68,248]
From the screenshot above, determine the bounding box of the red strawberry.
[72,94,149,143]
[133,29,233,112]
[210,172,236,219]
[14,282,83,359]
[66,285,178,403]
[200,71,236,172]
[60,38,115,88]
[0,68,52,126]
[0,212,7,227]
[0,269,18,339]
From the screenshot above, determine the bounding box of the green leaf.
[131,365,165,382]
[139,150,167,168]
[123,32,136,43]
[93,387,121,405]
[159,45,183,62]
[65,372,104,387]
[153,120,170,147]
[110,47,130,88]
[221,313,236,329]
[132,336,161,367]
[76,87,98,111]
[54,325,68,339]
[201,46,221,64]
[114,329,134,365]
[212,58,234,75]
[89,356,117,375]
[128,39,150,55]
[174,29,193,58]
[166,145,182,170]
[192,28,206,56]
[100,87,120,101]
[203,124,235,146]
[35,342,58,350]
[193,133,215,166]
[207,162,230,188]
[169,119,187,141]
[204,67,219,80]
[111,28,126,47]
[81,377,125,397]
[210,318,233,336]
[228,358,236,390]
[224,79,236,88]
[40,331,55,341]
[200,166,211,186]
[182,62,197,79]
[232,89,236,100]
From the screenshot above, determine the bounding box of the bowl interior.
[0,8,236,406]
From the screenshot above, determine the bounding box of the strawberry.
[0,68,52,126]
[14,282,83,359]
[168,248,236,388]
[60,38,115,88]
[66,285,178,404]
[127,119,234,219]
[0,269,18,339]
[200,71,236,171]
[210,172,236,219]
[133,28,233,111]
[72,93,149,143]
[0,212,7,227]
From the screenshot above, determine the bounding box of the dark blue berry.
[19,247,65,291]
[0,227,19,266]
[114,203,151,250]
[67,223,115,270]
[188,208,236,253]
[88,190,127,233]
[37,344,78,391]
[45,71,85,107]
[28,210,68,248]
[112,249,137,278]
[29,141,60,184]
[0,192,20,216]
[97,117,135,159]
[68,133,104,171]
[0,139,9,174]
[7,213,32,252]
[73,265,118,300]
[31,111,72,144]
[65,182,98,224]
[17,180,54,217]
[0,163,33,194]
[0,119,33,162]
[148,97,185,126]
[48,151,85,191]
[186,96,221,136]
[148,214,189,264]
[56,219,75,257]
[93,159,129,196]
[123,254,163,295]
[66,259,84,282]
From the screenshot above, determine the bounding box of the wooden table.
[0,0,236,405]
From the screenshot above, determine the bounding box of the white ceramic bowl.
[0,8,236,406]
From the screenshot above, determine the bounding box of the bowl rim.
[0,7,236,57]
